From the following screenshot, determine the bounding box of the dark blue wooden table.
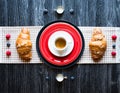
[0,0,120,93]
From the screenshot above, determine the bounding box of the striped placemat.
[0,26,119,64]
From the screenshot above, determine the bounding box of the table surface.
[0,0,120,93]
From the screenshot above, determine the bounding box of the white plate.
[48,31,74,57]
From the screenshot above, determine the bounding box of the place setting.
[0,21,119,68]
[36,20,85,69]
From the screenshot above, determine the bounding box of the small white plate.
[48,31,74,57]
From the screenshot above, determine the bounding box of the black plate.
[36,20,85,69]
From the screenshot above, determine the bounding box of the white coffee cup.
[56,74,67,82]
[48,31,74,57]
[56,6,64,14]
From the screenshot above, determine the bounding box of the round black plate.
[36,20,85,69]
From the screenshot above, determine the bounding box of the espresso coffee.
[55,38,66,49]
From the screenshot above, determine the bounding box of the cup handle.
[64,76,67,79]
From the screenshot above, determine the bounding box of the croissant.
[89,28,107,61]
[16,28,32,61]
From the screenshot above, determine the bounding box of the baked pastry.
[16,28,32,61]
[89,28,107,61]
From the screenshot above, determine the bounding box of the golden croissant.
[16,28,32,61]
[89,28,107,61]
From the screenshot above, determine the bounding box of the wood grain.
[0,0,120,93]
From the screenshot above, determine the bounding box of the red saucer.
[37,21,84,66]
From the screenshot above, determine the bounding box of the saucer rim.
[48,31,74,57]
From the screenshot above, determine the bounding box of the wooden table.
[0,0,120,93]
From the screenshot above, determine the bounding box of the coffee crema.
[55,38,66,49]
